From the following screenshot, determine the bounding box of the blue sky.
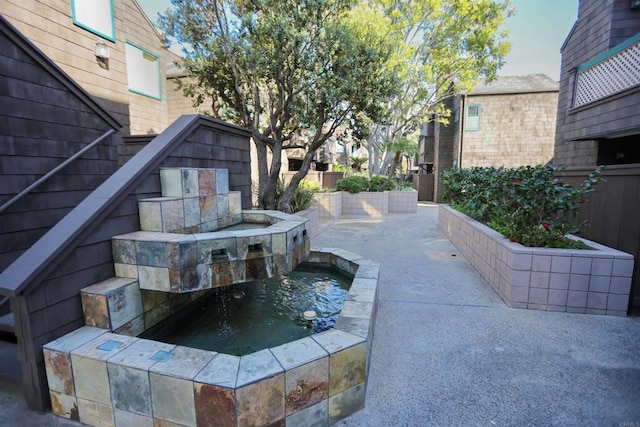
[138,0,579,81]
[499,0,579,80]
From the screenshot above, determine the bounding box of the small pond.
[139,265,351,355]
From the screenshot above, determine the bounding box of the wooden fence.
[281,171,344,189]
[556,164,640,311]
[413,173,435,201]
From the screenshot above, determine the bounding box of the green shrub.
[290,180,319,212]
[299,180,320,193]
[440,165,604,248]
[274,179,319,213]
[336,175,370,193]
[332,164,351,173]
[369,175,396,191]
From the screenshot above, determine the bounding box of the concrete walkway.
[1,204,639,426]
[319,204,640,426]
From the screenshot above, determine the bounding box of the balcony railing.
[573,33,640,108]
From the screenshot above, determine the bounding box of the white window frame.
[465,104,481,131]
[125,42,162,100]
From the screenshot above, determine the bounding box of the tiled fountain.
[44,168,379,426]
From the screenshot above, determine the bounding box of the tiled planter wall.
[314,190,417,220]
[315,192,342,221]
[44,249,380,426]
[342,192,389,216]
[438,205,634,316]
[388,190,419,213]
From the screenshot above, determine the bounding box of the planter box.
[314,190,417,219]
[389,190,418,213]
[342,191,389,216]
[438,205,634,316]
[314,192,342,220]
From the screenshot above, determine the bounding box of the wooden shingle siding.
[460,92,557,168]
[0,18,119,275]
[554,0,640,166]
[2,0,188,135]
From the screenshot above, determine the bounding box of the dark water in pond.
[140,266,351,356]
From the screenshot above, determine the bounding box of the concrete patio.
[1,203,639,426]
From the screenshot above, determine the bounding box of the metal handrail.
[0,129,116,214]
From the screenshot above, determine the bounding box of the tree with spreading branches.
[160,0,397,212]
[363,0,513,183]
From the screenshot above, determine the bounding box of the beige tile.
[150,373,196,426]
[329,343,366,396]
[77,398,115,427]
[236,374,285,427]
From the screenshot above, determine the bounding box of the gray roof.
[469,74,559,95]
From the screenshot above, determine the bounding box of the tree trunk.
[379,150,394,176]
[276,148,315,213]
[255,139,269,207]
[377,150,401,191]
[255,138,283,210]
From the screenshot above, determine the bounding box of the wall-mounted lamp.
[632,0,640,9]
[94,39,109,59]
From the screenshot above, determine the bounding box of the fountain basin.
[44,248,379,426]
[112,210,310,293]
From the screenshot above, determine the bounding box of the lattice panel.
[573,42,640,107]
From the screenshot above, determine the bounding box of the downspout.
[459,94,466,168]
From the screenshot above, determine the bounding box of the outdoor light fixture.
[94,39,109,59]
[632,0,640,9]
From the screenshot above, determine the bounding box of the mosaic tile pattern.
[46,248,379,426]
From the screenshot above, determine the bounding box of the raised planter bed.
[314,190,417,220]
[438,205,634,316]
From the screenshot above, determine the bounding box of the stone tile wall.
[140,168,243,233]
[315,192,343,221]
[116,168,311,293]
[388,190,419,213]
[44,249,380,426]
[438,205,634,316]
[112,212,310,293]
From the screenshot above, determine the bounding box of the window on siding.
[125,42,161,100]
[71,0,115,42]
[465,104,481,131]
